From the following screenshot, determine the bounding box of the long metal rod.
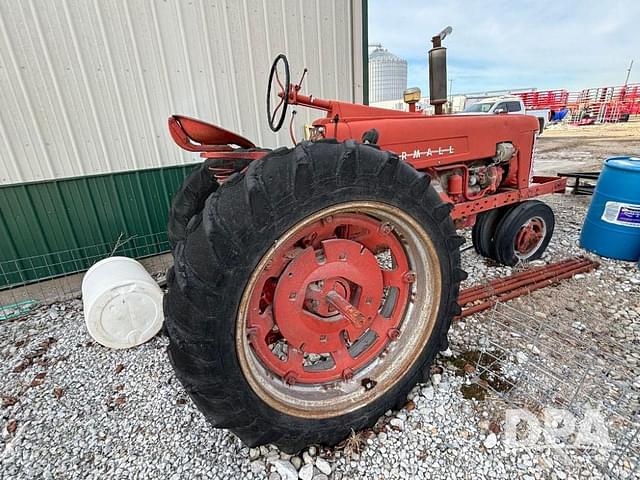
[459,262,598,317]
[459,258,591,305]
[458,262,598,318]
[457,256,599,318]
[459,257,590,304]
[459,257,591,302]
[458,259,592,306]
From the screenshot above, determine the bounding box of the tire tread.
[164,141,465,450]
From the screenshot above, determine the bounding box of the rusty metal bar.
[457,256,599,319]
[459,257,592,305]
[325,290,367,329]
[458,257,583,304]
[459,257,579,294]
[459,258,586,304]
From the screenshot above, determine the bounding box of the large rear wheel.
[164,140,465,451]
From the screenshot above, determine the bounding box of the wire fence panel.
[0,164,195,289]
[470,303,639,479]
[0,233,173,321]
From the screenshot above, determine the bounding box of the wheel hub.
[515,217,546,257]
[245,213,414,385]
[274,238,383,353]
[305,277,351,317]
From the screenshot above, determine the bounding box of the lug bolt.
[284,372,297,385]
[323,215,333,224]
[341,368,354,381]
[246,327,258,341]
[339,253,347,261]
[289,292,297,300]
[380,222,393,234]
[403,271,416,283]
[387,328,400,340]
[319,334,328,343]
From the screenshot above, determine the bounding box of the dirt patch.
[534,118,640,176]
[543,118,640,139]
[444,350,515,401]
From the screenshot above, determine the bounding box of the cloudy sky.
[368,0,639,96]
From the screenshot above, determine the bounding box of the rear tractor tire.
[164,140,466,451]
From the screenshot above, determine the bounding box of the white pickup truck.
[461,96,551,133]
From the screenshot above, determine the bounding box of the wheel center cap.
[273,238,384,353]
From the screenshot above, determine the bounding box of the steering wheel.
[266,54,290,132]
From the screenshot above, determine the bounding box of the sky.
[368,0,640,96]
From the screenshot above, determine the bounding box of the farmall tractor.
[164,36,566,451]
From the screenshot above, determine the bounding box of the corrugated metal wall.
[0,165,195,288]
[0,0,365,289]
[0,0,364,185]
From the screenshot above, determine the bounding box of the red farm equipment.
[163,42,567,451]
[514,89,570,112]
[515,84,640,125]
[571,84,640,124]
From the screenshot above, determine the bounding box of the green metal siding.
[0,164,197,289]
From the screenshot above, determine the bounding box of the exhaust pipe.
[429,26,452,115]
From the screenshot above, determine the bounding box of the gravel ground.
[2,136,639,479]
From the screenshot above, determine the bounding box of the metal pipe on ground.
[458,258,582,304]
[457,257,580,298]
[458,257,593,305]
[457,256,599,318]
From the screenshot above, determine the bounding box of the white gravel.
[1,193,639,479]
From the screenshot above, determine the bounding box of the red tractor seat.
[168,115,256,152]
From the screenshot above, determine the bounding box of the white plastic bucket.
[82,257,164,349]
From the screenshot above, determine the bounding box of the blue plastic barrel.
[580,156,640,261]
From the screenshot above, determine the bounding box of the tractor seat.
[168,115,256,152]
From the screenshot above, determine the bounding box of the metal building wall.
[0,0,366,288]
[0,0,365,185]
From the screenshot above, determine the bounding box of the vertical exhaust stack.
[429,26,452,115]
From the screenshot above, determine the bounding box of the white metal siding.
[0,0,363,185]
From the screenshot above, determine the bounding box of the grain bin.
[369,46,408,103]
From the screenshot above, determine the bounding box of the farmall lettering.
[400,145,455,161]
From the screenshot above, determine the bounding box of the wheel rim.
[514,216,546,260]
[235,201,442,418]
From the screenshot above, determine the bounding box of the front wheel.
[493,200,555,266]
[164,140,465,451]
[471,206,514,260]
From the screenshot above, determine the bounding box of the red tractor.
[164,50,566,451]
